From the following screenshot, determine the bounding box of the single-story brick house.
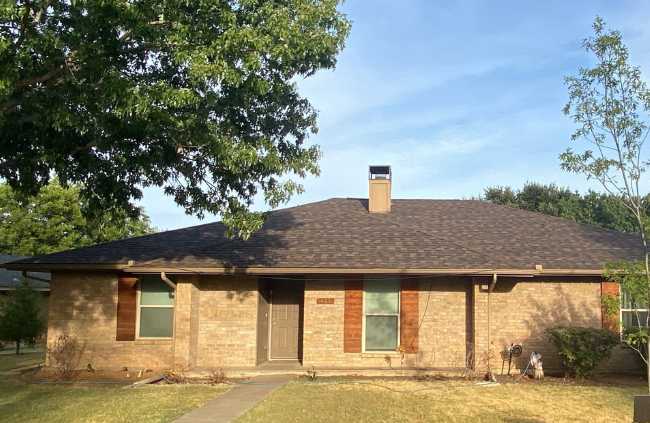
[4,167,642,374]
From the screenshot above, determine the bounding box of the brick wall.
[472,276,605,372]
[416,277,469,368]
[47,272,173,370]
[195,275,258,368]
[173,277,200,369]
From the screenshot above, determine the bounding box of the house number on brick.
[316,298,335,304]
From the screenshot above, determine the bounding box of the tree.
[0,179,154,256]
[0,280,44,354]
[483,182,650,233]
[0,1,351,238]
[561,17,650,389]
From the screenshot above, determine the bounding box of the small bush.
[546,326,618,378]
[48,335,84,380]
[164,370,187,384]
[207,369,226,385]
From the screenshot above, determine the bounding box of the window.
[138,277,174,338]
[621,290,648,331]
[364,277,399,351]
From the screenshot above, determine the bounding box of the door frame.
[264,277,304,362]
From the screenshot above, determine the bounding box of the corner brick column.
[472,277,490,371]
[173,276,200,370]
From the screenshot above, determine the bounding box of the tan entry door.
[270,283,302,359]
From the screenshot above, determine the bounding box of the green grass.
[238,379,644,423]
[0,380,228,423]
[0,351,44,372]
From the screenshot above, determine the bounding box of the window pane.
[140,277,174,306]
[365,315,398,351]
[139,308,173,338]
[623,310,649,330]
[365,278,399,314]
[622,290,648,310]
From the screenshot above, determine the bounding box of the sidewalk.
[174,374,292,423]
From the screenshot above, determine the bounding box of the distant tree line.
[482,182,650,233]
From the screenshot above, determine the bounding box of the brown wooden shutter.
[601,280,620,333]
[400,277,419,353]
[344,275,363,353]
[116,276,138,341]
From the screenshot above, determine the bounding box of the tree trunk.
[638,222,650,393]
[15,339,20,355]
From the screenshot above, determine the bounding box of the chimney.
[368,165,392,213]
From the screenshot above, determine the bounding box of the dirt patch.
[22,367,158,384]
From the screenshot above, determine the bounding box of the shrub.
[48,335,84,380]
[207,369,226,385]
[622,327,648,371]
[546,326,619,378]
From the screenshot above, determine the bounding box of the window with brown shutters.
[364,277,400,351]
[345,276,420,354]
[116,276,138,341]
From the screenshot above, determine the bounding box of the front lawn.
[238,378,643,422]
[0,380,228,423]
[0,351,44,372]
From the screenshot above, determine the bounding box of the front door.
[270,280,303,360]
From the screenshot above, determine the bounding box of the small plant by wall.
[546,326,618,378]
[47,335,85,380]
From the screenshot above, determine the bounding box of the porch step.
[257,360,303,370]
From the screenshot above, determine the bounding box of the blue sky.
[141,0,650,230]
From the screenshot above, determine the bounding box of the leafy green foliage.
[0,280,44,354]
[0,180,154,256]
[0,0,350,238]
[483,183,650,233]
[604,261,650,369]
[546,326,619,378]
[605,261,648,314]
[561,17,650,201]
[601,293,620,319]
[623,328,648,368]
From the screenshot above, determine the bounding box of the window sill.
[133,338,173,345]
[360,352,402,358]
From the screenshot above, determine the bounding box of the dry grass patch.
[0,380,228,423]
[238,378,643,422]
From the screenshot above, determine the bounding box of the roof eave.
[3,262,132,272]
[125,266,604,277]
[3,263,605,277]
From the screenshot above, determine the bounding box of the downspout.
[160,272,176,290]
[487,272,498,375]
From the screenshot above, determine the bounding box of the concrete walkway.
[174,375,292,423]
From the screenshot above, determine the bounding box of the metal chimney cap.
[369,165,391,179]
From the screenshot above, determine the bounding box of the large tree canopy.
[0,180,154,256]
[0,0,350,237]
[483,182,650,233]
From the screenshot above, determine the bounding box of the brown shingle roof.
[4,198,642,271]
